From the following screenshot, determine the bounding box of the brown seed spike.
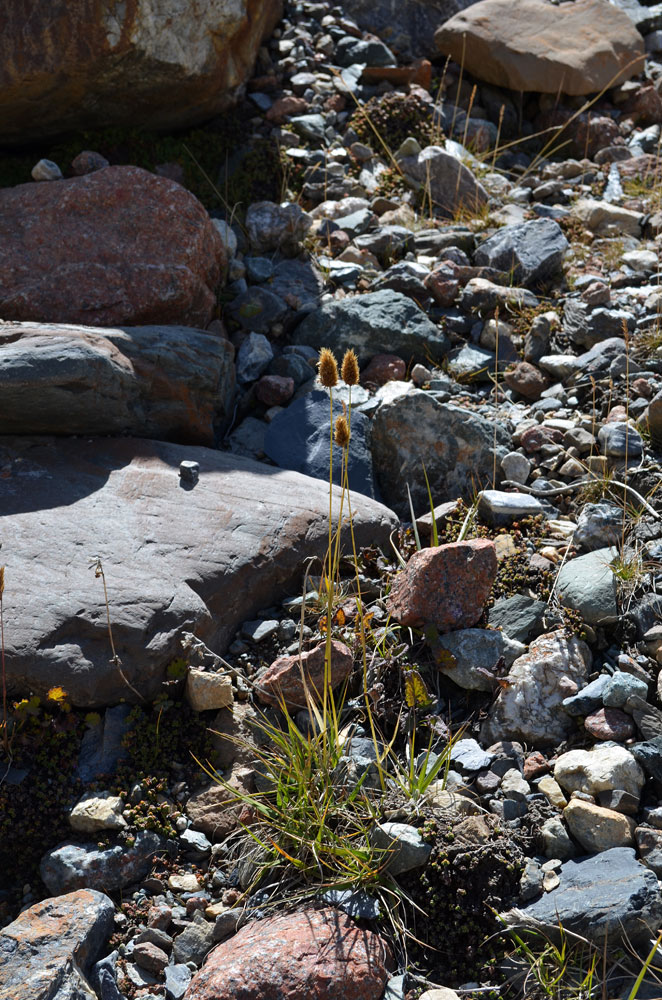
[334,414,350,448]
[318,348,339,388]
[341,348,359,387]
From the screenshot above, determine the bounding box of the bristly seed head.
[341,349,359,387]
[318,348,339,388]
[334,414,350,448]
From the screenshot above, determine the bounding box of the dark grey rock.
[340,0,479,59]
[244,257,273,283]
[563,299,635,349]
[264,389,377,498]
[474,219,568,288]
[446,344,496,382]
[0,889,115,1000]
[353,226,414,262]
[562,675,609,717]
[322,888,381,919]
[77,705,132,782]
[212,908,243,942]
[92,950,125,1000]
[335,35,396,66]
[370,822,432,874]
[488,594,547,643]
[172,914,215,966]
[631,738,662,781]
[40,831,166,894]
[370,388,510,517]
[268,352,315,388]
[0,322,236,441]
[399,146,488,219]
[574,502,624,551]
[503,848,662,946]
[293,289,449,365]
[269,258,324,313]
[556,547,618,624]
[226,287,287,333]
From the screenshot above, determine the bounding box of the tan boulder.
[435,0,644,96]
[0,0,283,145]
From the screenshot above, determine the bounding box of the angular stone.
[540,816,577,860]
[584,707,635,741]
[371,389,510,517]
[574,502,624,551]
[256,640,353,711]
[603,671,649,708]
[173,916,215,967]
[434,627,525,691]
[556,547,618,625]
[0,321,235,443]
[554,744,645,799]
[184,908,391,1000]
[186,670,233,712]
[1,436,396,706]
[70,791,126,833]
[370,823,432,875]
[398,146,488,219]
[436,0,644,96]
[0,889,114,1000]
[488,594,547,643]
[0,166,224,328]
[293,290,450,366]
[40,831,164,894]
[477,489,545,526]
[387,540,497,632]
[572,199,642,237]
[0,2,282,144]
[636,827,662,876]
[503,848,662,945]
[482,631,591,746]
[474,219,568,287]
[564,798,636,852]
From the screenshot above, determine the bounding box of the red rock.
[0,165,224,328]
[386,539,497,631]
[360,354,407,387]
[148,905,172,931]
[581,281,610,306]
[134,941,169,975]
[187,770,254,841]
[256,374,295,406]
[71,149,109,175]
[584,707,635,741]
[621,84,662,126]
[324,93,347,113]
[266,96,309,124]
[606,405,628,423]
[184,907,392,1000]
[504,361,550,401]
[523,752,550,780]
[257,640,353,710]
[425,269,460,307]
[632,377,653,399]
[361,59,432,90]
[520,425,561,453]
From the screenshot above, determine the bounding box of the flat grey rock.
[1,436,397,706]
[0,321,235,442]
[557,547,618,624]
[478,489,545,525]
[488,594,547,643]
[502,848,662,946]
[40,831,164,894]
[474,219,568,288]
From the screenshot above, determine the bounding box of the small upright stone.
[387,539,497,631]
[31,158,63,181]
[71,150,110,175]
[186,669,233,712]
[256,640,353,710]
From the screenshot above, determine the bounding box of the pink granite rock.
[386,539,497,631]
[184,907,391,1000]
[257,640,354,710]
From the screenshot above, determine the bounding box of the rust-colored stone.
[184,908,392,1000]
[0,166,224,328]
[360,353,407,387]
[257,640,354,710]
[386,539,497,631]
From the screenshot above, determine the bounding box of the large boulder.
[501,848,662,947]
[0,889,115,1000]
[184,908,391,1000]
[0,436,398,706]
[0,166,224,328]
[0,0,282,145]
[292,290,450,366]
[370,388,510,517]
[0,321,235,443]
[435,0,645,96]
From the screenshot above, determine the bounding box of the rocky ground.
[5,0,662,998]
